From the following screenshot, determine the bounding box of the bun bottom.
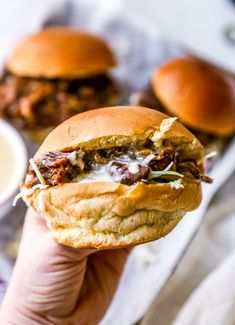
[49,209,184,249]
[26,181,201,249]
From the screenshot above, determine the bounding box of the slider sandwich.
[135,57,235,155]
[15,106,212,249]
[0,27,117,140]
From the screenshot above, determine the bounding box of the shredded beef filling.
[27,150,85,186]
[110,162,150,185]
[0,71,117,128]
[148,149,179,171]
[25,145,212,189]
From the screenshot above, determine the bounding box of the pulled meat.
[200,175,213,184]
[136,86,168,113]
[149,149,179,172]
[25,145,212,189]
[26,150,85,187]
[90,147,135,164]
[0,72,117,128]
[178,160,201,179]
[109,162,149,185]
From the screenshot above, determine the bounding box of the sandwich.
[0,27,117,140]
[134,57,235,155]
[14,106,212,249]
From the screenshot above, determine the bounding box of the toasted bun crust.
[7,27,116,78]
[25,106,204,249]
[152,57,235,136]
[35,106,204,163]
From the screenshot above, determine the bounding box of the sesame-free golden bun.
[24,106,204,249]
[152,57,235,136]
[6,27,116,79]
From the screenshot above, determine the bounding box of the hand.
[0,209,129,324]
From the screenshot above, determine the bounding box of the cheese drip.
[74,159,143,183]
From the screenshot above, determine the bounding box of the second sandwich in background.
[134,57,235,158]
[0,27,118,141]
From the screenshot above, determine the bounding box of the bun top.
[152,57,235,136]
[35,106,204,164]
[6,27,116,78]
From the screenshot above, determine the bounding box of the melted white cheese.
[67,151,84,170]
[67,151,77,164]
[170,179,184,189]
[128,162,140,174]
[74,159,143,183]
[74,165,114,183]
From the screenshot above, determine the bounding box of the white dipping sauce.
[0,120,27,213]
[0,134,16,194]
[0,118,27,219]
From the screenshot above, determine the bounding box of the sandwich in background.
[133,57,235,163]
[0,27,118,142]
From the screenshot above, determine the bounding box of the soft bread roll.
[7,27,116,78]
[23,106,204,249]
[152,57,235,136]
[29,182,201,249]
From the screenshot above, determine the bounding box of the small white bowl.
[0,120,27,219]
